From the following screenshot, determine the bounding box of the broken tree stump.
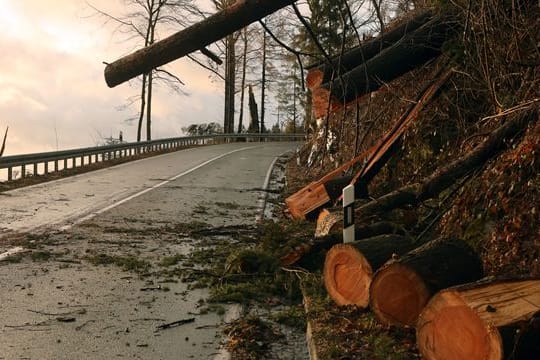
[312,15,456,118]
[306,10,434,90]
[323,234,416,307]
[369,237,483,327]
[417,278,540,360]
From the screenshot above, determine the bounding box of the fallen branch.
[156,317,195,331]
[319,108,537,236]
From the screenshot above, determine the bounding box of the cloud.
[0,0,224,156]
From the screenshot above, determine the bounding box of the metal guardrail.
[0,133,304,182]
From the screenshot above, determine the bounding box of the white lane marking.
[59,146,258,231]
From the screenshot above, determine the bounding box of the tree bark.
[104,0,298,87]
[224,33,236,133]
[305,10,433,89]
[370,237,484,327]
[146,70,153,141]
[311,15,456,117]
[324,235,416,307]
[260,27,267,133]
[137,73,147,142]
[248,85,259,133]
[417,278,540,360]
[237,28,248,134]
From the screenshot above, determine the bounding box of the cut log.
[317,109,537,237]
[417,278,540,360]
[324,235,416,307]
[285,145,374,220]
[104,0,297,87]
[312,15,456,118]
[305,10,434,90]
[370,237,484,327]
[282,219,405,267]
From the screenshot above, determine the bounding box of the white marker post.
[343,184,355,243]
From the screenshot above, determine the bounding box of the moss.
[84,253,151,273]
[269,306,306,330]
[215,201,241,210]
[159,254,185,267]
[31,251,52,262]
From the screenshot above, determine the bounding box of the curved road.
[0,142,298,238]
[0,141,302,360]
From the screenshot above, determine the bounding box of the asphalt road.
[0,142,298,238]
[0,141,302,360]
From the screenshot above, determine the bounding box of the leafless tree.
[90,0,197,141]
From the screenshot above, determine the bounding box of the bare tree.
[91,0,196,141]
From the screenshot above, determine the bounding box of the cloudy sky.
[0,0,224,156]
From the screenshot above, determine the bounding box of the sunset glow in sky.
[0,0,223,155]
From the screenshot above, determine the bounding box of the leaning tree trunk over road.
[324,234,416,307]
[417,278,540,360]
[104,0,297,87]
[312,15,456,117]
[370,237,484,327]
[305,10,433,90]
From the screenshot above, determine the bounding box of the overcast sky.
[0,0,224,156]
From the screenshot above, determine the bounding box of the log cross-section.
[369,237,484,327]
[324,235,416,307]
[104,0,297,87]
[417,279,540,360]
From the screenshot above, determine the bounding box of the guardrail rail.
[0,133,304,182]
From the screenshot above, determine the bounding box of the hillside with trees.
[102,0,539,358]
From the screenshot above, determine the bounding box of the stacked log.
[417,278,540,360]
[323,235,416,307]
[369,237,483,327]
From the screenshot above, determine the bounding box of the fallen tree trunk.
[369,237,484,327]
[324,235,416,307]
[317,108,538,236]
[306,10,434,90]
[285,145,375,220]
[312,15,456,118]
[104,0,297,87]
[417,278,540,360]
[280,220,405,266]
